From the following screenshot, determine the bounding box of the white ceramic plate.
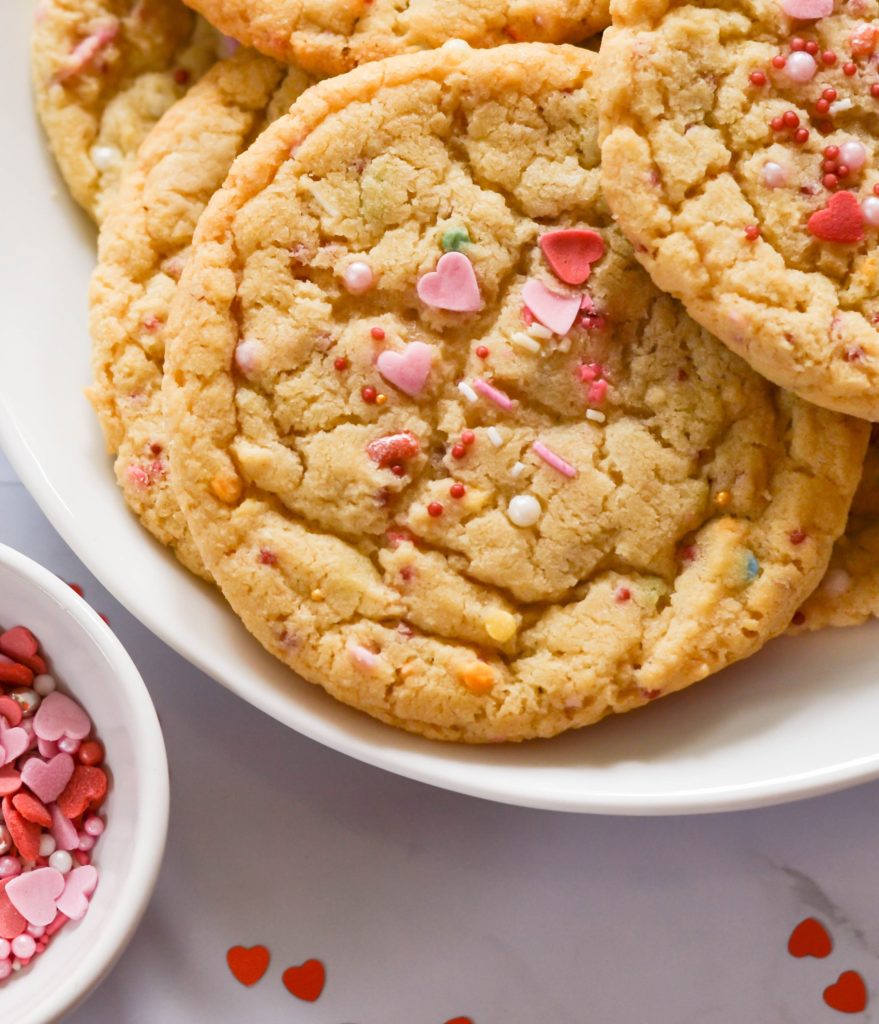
[5,3,879,815]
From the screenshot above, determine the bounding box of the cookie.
[793,432,879,630]
[179,0,609,75]
[88,49,312,578]
[32,0,221,222]
[163,42,867,742]
[598,0,879,420]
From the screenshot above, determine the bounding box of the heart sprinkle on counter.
[0,625,107,981]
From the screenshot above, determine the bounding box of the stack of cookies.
[31,0,879,742]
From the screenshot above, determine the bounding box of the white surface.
[6,0,879,815]
[4,451,879,1024]
[0,542,168,1024]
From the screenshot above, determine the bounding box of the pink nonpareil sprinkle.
[53,20,119,83]
[346,641,381,672]
[532,441,578,479]
[472,378,515,412]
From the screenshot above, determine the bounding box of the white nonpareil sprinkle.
[89,144,120,171]
[510,461,526,478]
[586,409,606,423]
[487,426,504,447]
[457,381,478,403]
[507,494,542,528]
[510,331,541,353]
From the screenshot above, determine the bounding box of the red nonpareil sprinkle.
[782,110,800,129]
[749,70,767,86]
[871,84,879,98]
[790,36,805,51]
[461,430,476,446]
[77,740,104,766]
[822,50,837,65]
[805,40,818,55]
[744,225,761,241]
[874,183,879,196]
[793,128,810,144]
[822,88,838,102]
[333,356,348,371]
[451,443,467,459]
[370,327,385,340]
[844,62,857,76]
[366,431,421,468]
[449,482,466,499]
[475,345,489,359]
[771,115,784,132]
[361,385,377,404]
[258,548,277,565]
[427,502,444,518]
[614,586,631,603]
[772,54,787,68]
[825,145,840,159]
[823,174,839,190]
[815,98,830,114]
[789,529,807,544]
[390,464,406,477]
[837,163,850,178]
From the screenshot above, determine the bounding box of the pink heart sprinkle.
[6,868,65,927]
[33,692,91,743]
[37,737,59,759]
[0,725,29,767]
[781,0,833,18]
[376,341,434,397]
[416,252,483,312]
[56,865,98,921]
[49,801,79,852]
[521,279,581,336]
[21,753,75,804]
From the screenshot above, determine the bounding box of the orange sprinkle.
[210,474,242,504]
[457,661,495,695]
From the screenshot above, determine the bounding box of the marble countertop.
[1,445,877,1023]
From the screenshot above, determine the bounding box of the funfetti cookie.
[792,432,879,631]
[87,49,312,578]
[178,0,609,75]
[163,42,867,743]
[32,0,221,223]
[599,0,879,420]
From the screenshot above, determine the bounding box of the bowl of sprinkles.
[0,544,168,1024]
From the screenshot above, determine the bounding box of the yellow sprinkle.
[311,589,325,602]
[484,608,517,643]
[375,393,388,405]
[210,473,242,504]
[714,490,731,508]
[457,661,495,695]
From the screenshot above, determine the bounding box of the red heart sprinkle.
[12,791,52,828]
[444,1018,474,1024]
[366,431,421,468]
[226,944,270,986]
[808,191,865,244]
[823,970,868,1014]
[0,696,22,727]
[539,228,605,285]
[2,796,41,861]
[282,959,325,1002]
[788,917,832,958]
[0,879,27,940]
[0,627,38,663]
[0,766,21,797]
[57,765,108,819]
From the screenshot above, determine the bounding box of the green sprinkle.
[441,227,470,252]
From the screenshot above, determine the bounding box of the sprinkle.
[823,568,851,595]
[829,98,854,115]
[714,490,731,507]
[457,381,478,403]
[89,144,120,172]
[506,494,541,527]
[785,51,817,81]
[472,378,515,411]
[510,461,527,479]
[483,610,517,643]
[587,379,608,404]
[743,551,761,583]
[366,431,421,468]
[457,662,495,695]
[526,323,553,341]
[843,62,857,76]
[585,409,606,423]
[744,225,761,241]
[510,331,541,353]
[427,502,444,518]
[234,338,261,376]
[449,482,466,499]
[749,70,767,86]
[532,441,577,479]
[451,443,467,459]
[375,393,388,405]
[863,197,879,226]
[342,261,374,294]
[614,586,631,603]
[333,356,349,371]
[475,345,489,359]
[521,279,581,335]
[210,474,242,504]
[557,338,572,353]
[461,430,476,445]
[839,140,867,171]
[789,528,807,544]
[763,161,788,187]
[361,385,378,404]
[370,326,385,340]
[311,589,324,602]
[258,548,277,565]
[441,226,470,252]
[486,426,504,447]
[347,641,381,672]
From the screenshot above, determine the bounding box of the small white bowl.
[0,543,168,1023]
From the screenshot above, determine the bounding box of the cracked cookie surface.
[88,49,312,577]
[32,0,219,222]
[179,0,608,75]
[599,0,879,419]
[163,43,867,742]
